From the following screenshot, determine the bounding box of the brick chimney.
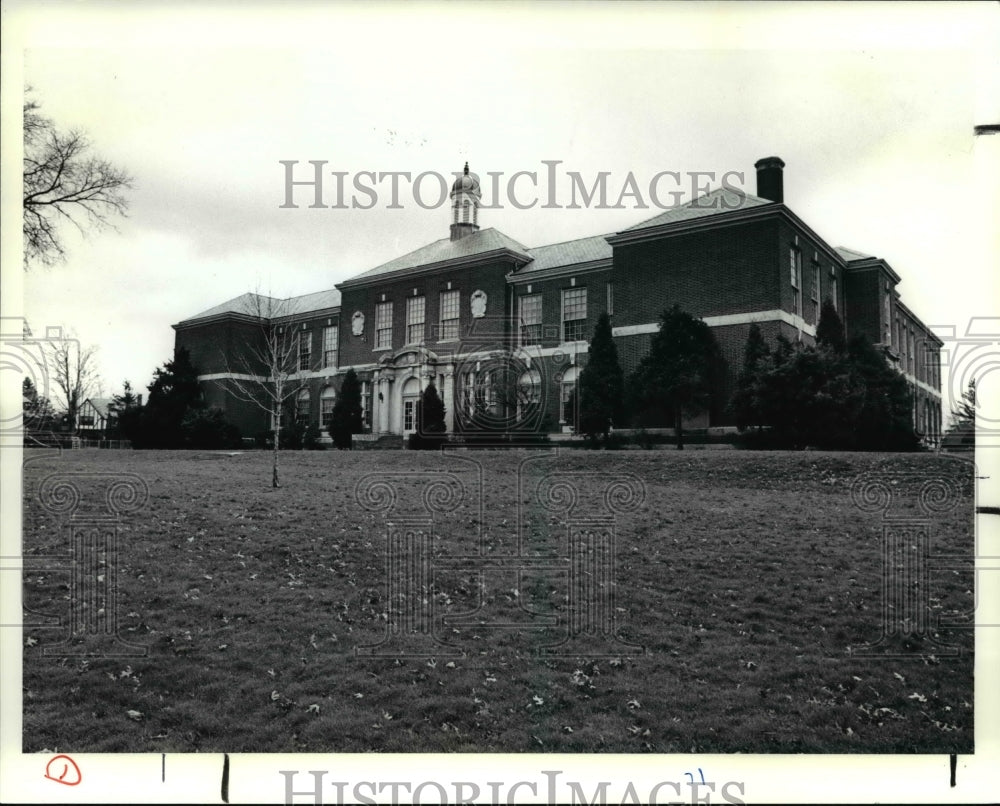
[754,156,785,203]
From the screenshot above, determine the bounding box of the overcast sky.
[2,2,998,414]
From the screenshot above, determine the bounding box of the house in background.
[173,157,944,446]
[77,397,115,438]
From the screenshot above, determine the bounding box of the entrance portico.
[370,347,455,436]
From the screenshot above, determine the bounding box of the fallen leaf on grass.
[126,710,143,721]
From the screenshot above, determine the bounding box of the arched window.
[296,388,310,425]
[517,369,542,422]
[321,386,337,430]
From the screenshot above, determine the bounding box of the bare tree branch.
[23,92,133,270]
[222,292,306,488]
[44,335,101,433]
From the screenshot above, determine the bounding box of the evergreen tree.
[181,407,242,449]
[411,382,447,450]
[731,324,770,430]
[22,377,57,434]
[109,379,140,438]
[629,305,722,449]
[816,298,847,354]
[944,377,976,449]
[950,377,976,428]
[578,312,625,444]
[136,347,204,448]
[847,335,918,451]
[329,369,363,449]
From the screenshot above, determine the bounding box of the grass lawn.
[21,448,975,754]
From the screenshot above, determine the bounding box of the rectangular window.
[79,415,95,427]
[811,263,820,302]
[519,294,543,346]
[323,326,338,368]
[321,394,336,428]
[375,302,393,350]
[439,290,459,341]
[562,287,587,342]
[406,296,425,344]
[361,382,371,429]
[790,248,802,318]
[830,269,838,310]
[298,332,311,371]
[606,282,614,317]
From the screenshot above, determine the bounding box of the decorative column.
[371,371,382,436]
[443,367,455,433]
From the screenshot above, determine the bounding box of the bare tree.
[45,336,101,433]
[223,292,305,488]
[23,93,133,269]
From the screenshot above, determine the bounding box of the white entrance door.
[401,376,421,437]
[403,396,418,436]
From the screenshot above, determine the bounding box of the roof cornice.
[173,311,266,330]
[337,247,532,290]
[173,305,341,330]
[843,258,902,284]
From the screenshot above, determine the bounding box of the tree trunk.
[272,412,281,488]
[675,407,684,450]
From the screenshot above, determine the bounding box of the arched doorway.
[400,376,421,437]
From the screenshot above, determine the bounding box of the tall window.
[561,287,587,342]
[323,326,338,368]
[561,366,579,429]
[462,371,475,418]
[519,294,542,346]
[298,331,311,371]
[296,388,310,424]
[789,248,802,318]
[439,290,459,340]
[607,282,614,317]
[361,381,371,429]
[375,302,393,350]
[811,264,821,323]
[884,293,892,344]
[830,269,838,310]
[517,368,541,422]
[320,386,336,429]
[406,296,425,344]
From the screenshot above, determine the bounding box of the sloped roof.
[179,289,341,325]
[182,292,266,322]
[342,227,532,285]
[835,246,876,262]
[517,233,614,274]
[282,289,342,316]
[622,186,774,232]
[83,397,112,417]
